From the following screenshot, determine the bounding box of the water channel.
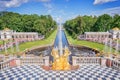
[27,25,97,60]
[54,30,68,48]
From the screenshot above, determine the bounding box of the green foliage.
[64,14,120,38]
[64,15,97,38]
[111,14,120,28]
[92,14,112,32]
[0,11,57,38]
[66,16,84,35]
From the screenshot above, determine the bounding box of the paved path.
[0,65,120,80]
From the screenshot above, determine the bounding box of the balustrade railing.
[20,56,49,66]
[72,56,120,70]
[0,59,13,71]
[72,57,101,66]
[0,56,49,71]
[0,56,119,71]
[109,59,120,71]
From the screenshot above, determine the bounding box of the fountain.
[10,39,14,54]
[51,23,71,70]
[15,39,20,52]
[109,39,112,53]
[104,38,108,53]
[42,23,79,71]
[59,24,63,56]
[51,46,71,70]
[4,40,7,54]
[3,38,9,58]
[115,39,119,54]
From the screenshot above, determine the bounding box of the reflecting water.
[70,46,96,57]
[54,30,68,48]
[26,46,52,56]
[27,27,97,58]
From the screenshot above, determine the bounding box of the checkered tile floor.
[0,65,120,80]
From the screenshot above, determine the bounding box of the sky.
[0,0,120,22]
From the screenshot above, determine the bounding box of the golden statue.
[51,47,71,70]
[112,27,119,31]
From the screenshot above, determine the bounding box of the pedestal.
[100,58,106,67]
[15,59,21,66]
[44,56,49,66]
[73,57,77,66]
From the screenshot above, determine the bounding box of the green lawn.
[66,31,120,54]
[19,30,57,51]
[0,40,3,45]
[1,30,57,54]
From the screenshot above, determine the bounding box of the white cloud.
[43,3,52,9]
[0,0,51,11]
[0,0,28,11]
[43,3,53,14]
[93,0,117,5]
[91,6,120,16]
[0,0,28,8]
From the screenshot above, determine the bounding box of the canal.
[54,30,69,48]
[28,25,97,61]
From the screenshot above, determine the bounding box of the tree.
[0,11,57,38]
[111,14,120,28]
[92,14,112,32]
[64,14,120,39]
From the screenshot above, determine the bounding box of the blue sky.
[0,0,120,22]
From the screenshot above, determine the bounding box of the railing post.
[106,58,115,68]
[110,59,120,70]
[0,62,3,70]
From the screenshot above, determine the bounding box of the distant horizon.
[0,0,120,22]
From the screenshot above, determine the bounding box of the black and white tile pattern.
[0,65,120,80]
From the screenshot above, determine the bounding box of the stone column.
[86,34,88,39]
[72,56,77,66]
[87,35,89,39]
[106,58,113,67]
[100,58,107,67]
[44,56,49,66]
[15,58,21,66]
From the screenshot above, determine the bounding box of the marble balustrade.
[0,56,49,71]
[0,56,120,71]
[20,56,49,66]
[0,59,11,70]
[72,56,120,70]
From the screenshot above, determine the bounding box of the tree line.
[64,14,120,39]
[0,12,57,38]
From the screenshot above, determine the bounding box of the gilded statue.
[51,47,71,70]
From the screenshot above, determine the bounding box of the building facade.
[0,28,38,40]
[85,32,111,39]
[78,27,120,40]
